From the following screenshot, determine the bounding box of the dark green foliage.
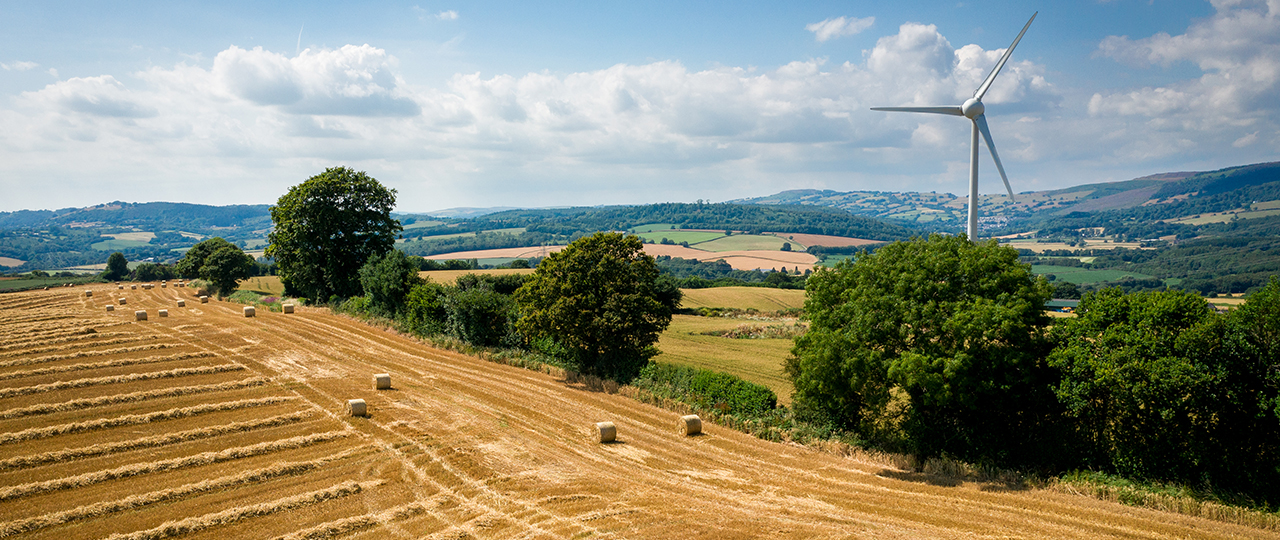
[102,252,128,281]
[631,362,777,416]
[443,285,517,347]
[132,262,177,282]
[358,249,423,316]
[455,272,529,295]
[1048,283,1280,500]
[655,256,805,289]
[515,232,682,381]
[788,235,1058,464]
[1053,281,1082,299]
[399,281,448,335]
[267,167,401,302]
[175,238,238,279]
[200,245,256,297]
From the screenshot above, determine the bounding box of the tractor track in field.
[0,285,1273,538]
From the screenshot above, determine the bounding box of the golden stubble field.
[0,286,1273,539]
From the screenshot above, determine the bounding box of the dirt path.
[0,285,1272,538]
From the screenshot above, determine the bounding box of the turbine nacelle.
[961,98,984,119]
[870,12,1036,241]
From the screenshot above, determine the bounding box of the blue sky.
[2,0,1276,213]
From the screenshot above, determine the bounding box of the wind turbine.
[872,12,1036,241]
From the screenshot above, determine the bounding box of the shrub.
[631,363,777,416]
[443,285,517,347]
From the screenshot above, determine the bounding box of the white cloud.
[211,45,419,116]
[437,10,458,21]
[1090,0,1280,146]
[1,61,38,71]
[806,16,874,42]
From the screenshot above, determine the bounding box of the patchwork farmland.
[0,286,1272,538]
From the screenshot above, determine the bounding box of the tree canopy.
[515,232,682,380]
[102,252,128,281]
[787,234,1058,463]
[267,167,401,302]
[175,237,237,279]
[357,249,422,316]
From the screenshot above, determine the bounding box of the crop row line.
[0,448,365,537]
[0,336,167,360]
[0,342,176,368]
[104,480,379,540]
[0,395,296,445]
[0,410,312,469]
[0,430,349,501]
[0,376,269,419]
[272,501,428,540]
[0,363,245,399]
[0,351,217,382]
[0,329,130,353]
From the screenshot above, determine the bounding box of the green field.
[635,230,726,245]
[1031,264,1156,284]
[402,220,446,230]
[655,315,798,405]
[415,227,527,241]
[630,223,681,233]
[694,234,791,252]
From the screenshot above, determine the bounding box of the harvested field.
[0,285,1273,538]
[426,245,820,271]
[768,232,883,248]
[418,268,536,285]
[679,286,805,312]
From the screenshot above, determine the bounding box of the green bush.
[632,362,777,416]
[443,285,517,347]
[398,281,448,335]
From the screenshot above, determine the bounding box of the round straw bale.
[106,305,115,312]
[283,303,295,314]
[84,290,93,297]
[346,399,367,417]
[131,285,137,290]
[118,298,127,305]
[200,295,209,303]
[373,373,391,390]
[177,299,186,307]
[243,306,256,317]
[161,283,167,288]
[135,310,147,321]
[596,422,617,443]
[679,414,702,436]
[158,309,168,317]
[118,285,124,289]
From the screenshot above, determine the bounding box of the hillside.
[0,286,1265,538]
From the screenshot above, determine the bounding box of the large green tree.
[1048,283,1280,497]
[787,235,1058,463]
[515,232,682,380]
[200,245,257,297]
[267,167,401,302]
[102,252,128,281]
[175,237,237,279]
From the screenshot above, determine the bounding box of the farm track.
[0,286,1274,538]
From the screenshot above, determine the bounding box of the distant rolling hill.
[730,161,1280,232]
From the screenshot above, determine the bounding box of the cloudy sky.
[2,0,1278,213]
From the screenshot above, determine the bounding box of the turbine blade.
[870,106,964,116]
[975,114,1015,201]
[973,12,1037,101]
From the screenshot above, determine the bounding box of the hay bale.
[283,303,295,314]
[161,283,167,288]
[131,285,137,290]
[135,310,147,321]
[177,299,186,307]
[596,422,617,443]
[106,305,115,312]
[346,399,367,417]
[243,306,256,317]
[118,298,127,305]
[200,296,209,304]
[679,414,702,436]
[118,285,124,290]
[158,309,168,317]
[84,290,93,297]
[373,373,391,390]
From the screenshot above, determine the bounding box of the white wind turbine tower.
[872,12,1036,241]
